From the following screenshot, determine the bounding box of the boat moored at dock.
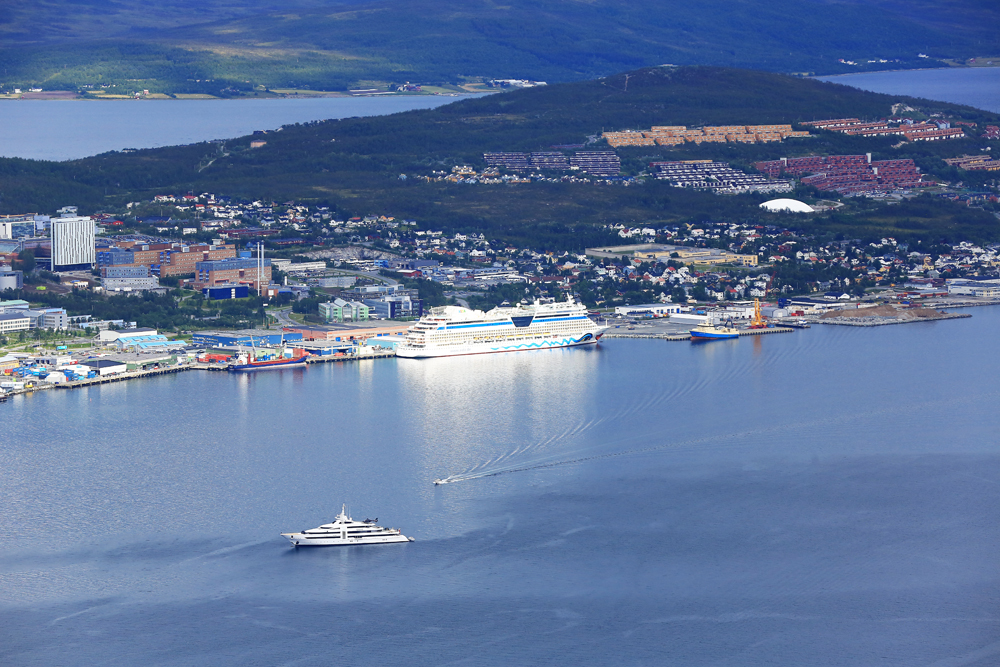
[690,323,740,340]
[397,296,607,358]
[228,345,309,371]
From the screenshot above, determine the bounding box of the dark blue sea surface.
[0,95,479,162]
[817,67,1000,113]
[2,309,999,665]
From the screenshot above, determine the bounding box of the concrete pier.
[737,327,794,336]
[56,365,191,388]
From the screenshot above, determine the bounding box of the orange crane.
[749,272,776,328]
[750,298,767,328]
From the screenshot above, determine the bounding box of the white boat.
[281,505,414,547]
[396,296,607,358]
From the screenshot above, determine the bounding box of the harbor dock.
[738,326,794,336]
[603,325,794,341]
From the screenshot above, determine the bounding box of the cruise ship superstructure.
[396,296,607,358]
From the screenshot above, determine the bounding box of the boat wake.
[435,365,762,486]
[432,388,993,486]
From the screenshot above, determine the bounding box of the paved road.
[271,307,295,326]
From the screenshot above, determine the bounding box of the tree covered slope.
[1,67,998,246]
[1,0,999,92]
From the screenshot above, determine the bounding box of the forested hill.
[2,66,999,246]
[2,0,1000,93]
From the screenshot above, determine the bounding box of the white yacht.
[396,295,607,358]
[281,505,414,547]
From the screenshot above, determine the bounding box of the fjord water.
[0,96,473,162]
[817,67,1000,113]
[2,309,999,665]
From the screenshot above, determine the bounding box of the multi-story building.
[102,266,161,292]
[0,299,30,313]
[319,298,369,323]
[96,242,236,276]
[51,216,96,270]
[193,257,271,292]
[362,295,424,320]
[95,249,137,268]
[25,307,68,330]
[0,311,31,332]
[158,244,237,276]
[0,214,36,240]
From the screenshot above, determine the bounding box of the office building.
[193,257,271,292]
[0,311,31,332]
[51,216,96,270]
[102,265,161,292]
[319,298,369,323]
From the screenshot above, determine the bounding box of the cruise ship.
[396,296,607,358]
[281,506,414,547]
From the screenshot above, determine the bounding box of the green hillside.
[1,0,999,93]
[2,67,999,247]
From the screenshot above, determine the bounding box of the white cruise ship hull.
[397,331,604,358]
[281,532,413,547]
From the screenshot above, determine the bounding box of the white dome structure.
[760,198,814,213]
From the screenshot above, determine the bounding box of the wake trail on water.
[448,358,760,480]
[434,389,1000,485]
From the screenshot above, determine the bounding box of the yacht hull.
[281,533,413,547]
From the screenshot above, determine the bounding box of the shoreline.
[814,64,1000,79]
[0,304,987,399]
[0,91,490,102]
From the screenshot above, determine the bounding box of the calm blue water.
[2,309,999,665]
[0,96,478,162]
[817,67,1000,113]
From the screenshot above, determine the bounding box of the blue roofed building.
[192,330,303,348]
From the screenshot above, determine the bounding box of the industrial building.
[0,270,24,290]
[202,284,250,300]
[192,330,304,348]
[283,323,410,345]
[80,359,128,376]
[614,303,683,317]
[947,280,1000,298]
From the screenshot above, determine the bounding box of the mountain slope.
[1,0,999,92]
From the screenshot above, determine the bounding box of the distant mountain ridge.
[1,0,999,92]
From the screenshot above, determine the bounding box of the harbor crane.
[749,272,776,329]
